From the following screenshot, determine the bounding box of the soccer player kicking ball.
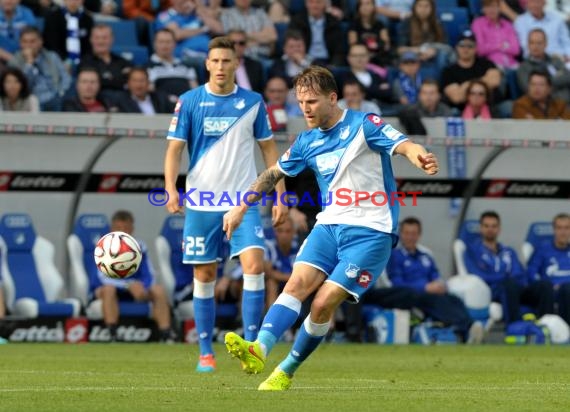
[164,36,287,372]
[223,66,439,390]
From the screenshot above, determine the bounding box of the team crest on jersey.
[204,117,237,135]
[233,98,246,110]
[345,263,360,278]
[254,226,264,239]
[382,125,403,141]
[315,148,345,175]
[339,126,350,140]
[367,114,383,126]
[357,270,372,288]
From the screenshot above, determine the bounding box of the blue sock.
[279,315,329,376]
[242,274,265,341]
[257,293,302,356]
[193,279,216,356]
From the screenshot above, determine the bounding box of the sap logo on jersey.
[315,148,345,175]
[204,117,237,136]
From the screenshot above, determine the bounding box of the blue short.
[183,207,265,264]
[295,224,394,303]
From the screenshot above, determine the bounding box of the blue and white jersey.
[527,242,570,286]
[167,84,273,211]
[278,109,408,234]
[387,245,441,293]
[264,238,299,275]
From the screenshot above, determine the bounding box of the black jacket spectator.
[79,53,132,92]
[115,90,174,114]
[43,7,94,61]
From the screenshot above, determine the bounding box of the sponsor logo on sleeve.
[168,117,178,133]
[381,124,403,141]
[367,114,384,126]
[174,100,181,113]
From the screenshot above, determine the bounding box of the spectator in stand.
[471,0,521,70]
[0,0,37,63]
[397,0,452,77]
[92,210,174,343]
[264,217,299,309]
[79,24,132,100]
[264,76,302,132]
[42,0,94,71]
[155,0,223,60]
[288,0,346,66]
[220,0,276,60]
[62,66,117,112]
[8,26,71,111]
[393,51,422,105]
[147,28,198,100]
[226,29,264,93]
[337,78,381,114]
[465,211,554,325]
[386,217,485,343]
[374,0,413,41]
[441,29,502,111]
[527,213,570,325]
[348,0,391,68]
[269,30,313,88]
[514,0,570,62]
[517,28,570,101]
[122,0,169,47]
[512,69,570,118]
[397,79,452,134]
[116,66,174,114]
[342,42,395,112]
[462,79,500,119]
[0,66,39,111]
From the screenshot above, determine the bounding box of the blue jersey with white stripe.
[527,242,570,285]
[277,109,408,234]
[167,84,273,211]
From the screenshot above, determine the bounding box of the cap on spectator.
[457,30,476,45]
[400,51,420,62]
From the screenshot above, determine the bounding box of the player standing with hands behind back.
[163,36,288,373]
[223,66,439,390]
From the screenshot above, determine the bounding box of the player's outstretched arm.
[164,140,186,214]
[258,139,289,227]
[394,141,439,175]
[223,165,285,240]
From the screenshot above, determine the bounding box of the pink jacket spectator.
[471,16,521,69]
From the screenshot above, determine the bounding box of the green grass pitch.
[1,344,569,411]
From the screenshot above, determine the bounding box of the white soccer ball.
[94,231,142,279]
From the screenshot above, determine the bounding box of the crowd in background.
[2,0,570,120]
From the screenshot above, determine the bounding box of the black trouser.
[501,279,555,324]
[554,283,570,325]
[344,287,474,340]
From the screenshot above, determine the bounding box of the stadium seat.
[67,214,151,320]
[0,214,80,318]
[436,0,459,10]
[453,219,481,276]
[467,0,482,17]
[438,7,471,47]
[521,221,554,265]
[154,215,194,320]
[107,20,139,46]
[111,45,149,66]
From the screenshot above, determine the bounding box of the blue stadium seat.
[107,20,138,46]
[289,0,305,15]
[467,0,482,17]
[0,214,80,318]
[453,219,481,275]
[436,0,459,10]
[155,215,193,320]
[67,214,151,319]
[521,221,554,264]
[111,45,149,66]
[274,22,289,58]
[438,7,471,47]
